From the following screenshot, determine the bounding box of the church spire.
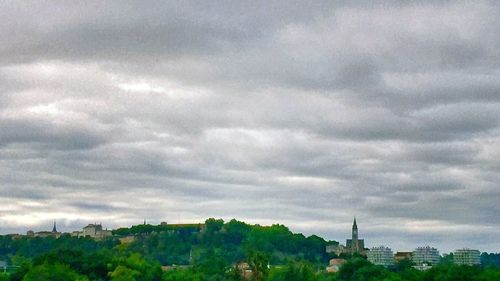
[352,217,358,242]
[52,221,57,233]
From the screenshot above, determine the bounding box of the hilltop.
[1,218,499,281]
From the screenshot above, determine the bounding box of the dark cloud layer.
[0,1,499,252]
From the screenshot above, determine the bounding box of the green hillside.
[0,218,499,281]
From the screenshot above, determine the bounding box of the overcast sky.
[0,1,499,253]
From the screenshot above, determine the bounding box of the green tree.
[192,249,228,278]
[476,268,500,281]
[248,251,270,281]
[424,264,480,281]
[225,264,245,281]
[162,268,203,281]
[223,219,251,245]
[317,271,338,281]
[205,219,224,234]
[392,258,414,272]
[267,266,286,281]
[378,272,404,281]
[440,253,454,265]
[114,253,162,281]
[267,261,318,281]
[22,262,88,281]
[337,257,388,281]
[8,255,32,281]
[480,253,500,267]
[337,257,371,281]
[353,263,387,281]
[398,268,423,281]
[109,265,140,281]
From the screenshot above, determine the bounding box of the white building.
[72,223,112,240]
[367,246,394,267]
[454,248,481,266]
[412,246,440,269]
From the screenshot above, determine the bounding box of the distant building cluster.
[24,222,112,241]
[26,221,61,238]
[12,220,202,245]
[0,216,485,272]
[71,223,112,240]
[326,218,483,271]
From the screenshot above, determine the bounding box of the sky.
[0,0,499,253]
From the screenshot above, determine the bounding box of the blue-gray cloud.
[0,0,499,253]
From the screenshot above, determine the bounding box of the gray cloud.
[0,0,499,253]
[0,118,108,150]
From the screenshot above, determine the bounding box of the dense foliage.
[334,257,500,281]
[0,218,499,280]
[112,218,333,265]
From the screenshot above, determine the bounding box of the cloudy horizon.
[1,1,499,253]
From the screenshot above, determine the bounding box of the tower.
[346,217,364,254]
[352,217,358,241]
[52,221,57,233]
[352,217,359,252]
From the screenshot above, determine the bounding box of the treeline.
[2,250,500,281]
[0,218,499,281]
[114,218,335,265]
[0,218,335,280]
[481,252,500,268]
[328,256,500,281]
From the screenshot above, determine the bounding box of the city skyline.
[1,217,491,254]
[1,1,499,253]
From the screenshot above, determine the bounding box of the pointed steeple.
[52,221,57,233]
[352,216,358,242]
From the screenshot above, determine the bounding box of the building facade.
[72,223,112,240]
[367,246,394,267]
[325,217,366,256]
[326,244,346,256]
[346,217,365,254]
[453,248,481,266]
[412,246,440,269]
[326,258,346,273]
